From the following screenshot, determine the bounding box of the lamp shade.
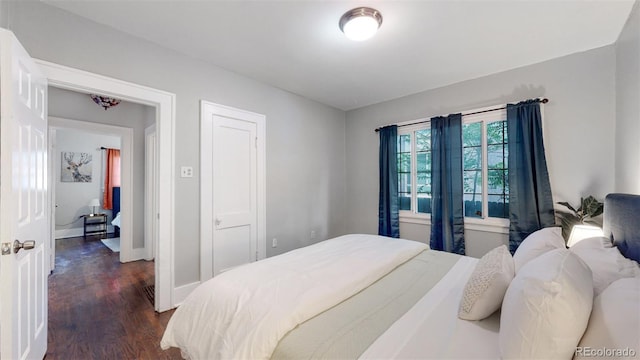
[567,224,603,247]
[88,198,101,207]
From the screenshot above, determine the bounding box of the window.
[396,108,509,226]
[397,126,431,215]
[462,110,509,221]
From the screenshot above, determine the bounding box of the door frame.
[144,124,157,261]
[48,117,133,263]
[200,100,266,280]
[37,59,176,312]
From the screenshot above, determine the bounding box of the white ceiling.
[43,0,635,111]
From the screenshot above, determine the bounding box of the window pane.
[398,134,412,212]
[416,129,430,151]
[417,194,431,213]
[464,193,482,218]
[398,152,411,172]
[487,121,506,145]
[488,169,507,193]
[463,147,482,170]
[416,152,430,171]
[463,170,482,194]
[399,193,411,211]
[487,145,507,169]
[399,134,411,153]
[488,194,509,218]
[463,123,482,147]
[416,173,430,192]
[399,172,411,193]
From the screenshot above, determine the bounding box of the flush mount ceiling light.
[339,7,383,41]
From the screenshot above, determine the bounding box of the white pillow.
[500,249,593,359]
[512,226,565,273]
[458,245,514,320]
[570,237,640,295]
[576,277,640,359]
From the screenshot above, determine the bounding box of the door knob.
[215,218,221,226]
[13,239,35,254]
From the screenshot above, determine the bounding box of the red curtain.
[103,149,121,210]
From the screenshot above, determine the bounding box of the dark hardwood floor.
[47,235,182,359]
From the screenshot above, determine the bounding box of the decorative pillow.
[500,249,593,360]
[458,245,514,320]
[512,226,565,273]
[570,237,640,295]
[576,277,640,359]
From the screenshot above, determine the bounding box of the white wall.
[615,2,640,194]
[49,87,153,249]
[345,46,616,257]
[53,128,120,237]
[5,1,347,286]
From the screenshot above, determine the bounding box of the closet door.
[200,101,266,279]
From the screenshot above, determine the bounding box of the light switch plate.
[181,166,193,178]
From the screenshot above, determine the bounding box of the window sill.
[399,214,509,234]
[464,218,509,234]
[399,212,430,225]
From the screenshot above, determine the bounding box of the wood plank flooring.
[47,236,182,359]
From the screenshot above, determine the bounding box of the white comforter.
[361,256,501,359]
[160,234,427,359]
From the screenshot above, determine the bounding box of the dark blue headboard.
[112,186,121,218]
[603,193,640,262]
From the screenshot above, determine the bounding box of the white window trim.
[396,104,516,233]
[398,122,431,221]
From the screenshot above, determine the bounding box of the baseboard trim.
[55,226,115,240]
[129,248,148,261]
[55,228,83,239]
[173,281,201,306]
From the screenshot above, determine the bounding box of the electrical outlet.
[180,166,193,178]
[310,230,317,241]
[272,238,277,248]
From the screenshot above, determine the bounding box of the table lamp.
[567,224,603,247]
[88,198,101,216]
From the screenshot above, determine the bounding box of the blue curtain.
[378,125,400,238]
[507,100,555,253]
[430,114,465,254]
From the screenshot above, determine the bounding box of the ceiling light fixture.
[90,94,121,110]
[339,7,383,41]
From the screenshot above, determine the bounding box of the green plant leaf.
[582,196,604,218]
[557,201,577,214]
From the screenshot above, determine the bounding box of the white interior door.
[0,29,49,360]
[213,116,257,274]
[200,101,266,279]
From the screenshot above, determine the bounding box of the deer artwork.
[63,152,92,182]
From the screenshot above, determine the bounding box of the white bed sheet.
[111,212,121,227]
[361,256,501,359]
[161,234,427,360]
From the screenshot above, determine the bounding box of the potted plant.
[555,195,604,241]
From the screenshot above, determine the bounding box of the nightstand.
[83,213,108,238]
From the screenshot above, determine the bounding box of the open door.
[0,29,49,360]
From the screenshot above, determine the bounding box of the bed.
[111,186,121,237]
[161,193,640,359]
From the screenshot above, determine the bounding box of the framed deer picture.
[61,152,93,182]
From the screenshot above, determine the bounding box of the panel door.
[0,29,49,360]
[212,116,258,275]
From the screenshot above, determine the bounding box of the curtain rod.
[100,147,118,150]
[374,98,549,133]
